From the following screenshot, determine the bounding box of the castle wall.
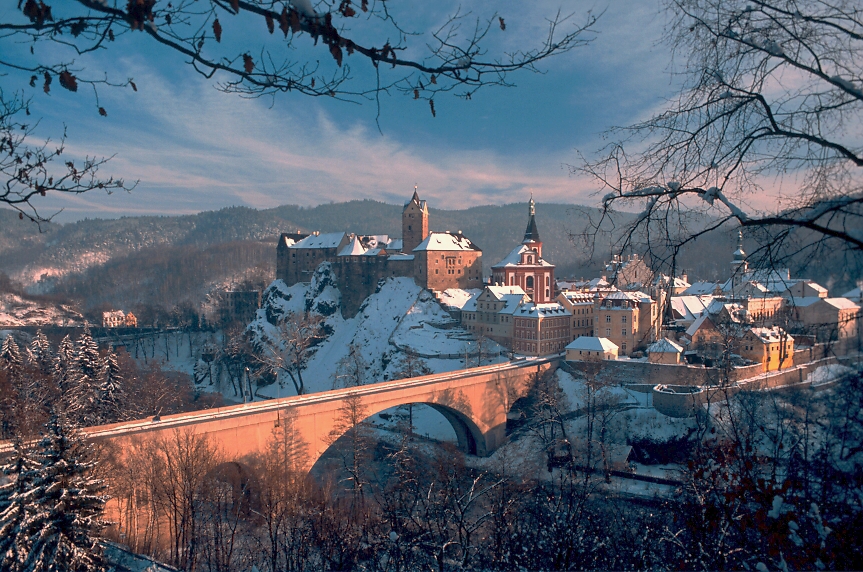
[415,250,483,291]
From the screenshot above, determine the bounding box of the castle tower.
[402,186,429,253]
[522,196,542,258]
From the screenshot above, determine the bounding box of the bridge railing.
[78,356,558,440]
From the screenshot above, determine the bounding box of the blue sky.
[6,0,674,221]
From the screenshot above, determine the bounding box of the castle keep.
[276,190,482,315]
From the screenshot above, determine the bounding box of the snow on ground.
[0,292,84,326]
[806,363,855,386]
[437,288,480,310]
[623,407,697,443]
[248,265,502,401]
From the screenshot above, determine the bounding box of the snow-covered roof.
[438,288,481,310]
[566,336,618,352]
[338,236,367,256]
[654,274,691,288]
[387,238,404,252]
[560,291,594,304]
[387,254,414,261]
[683,281,719,296]
[483,285,527,300]
[514,302,571,318]
[786,296,823,308]
[670,295,713,321]
[291,232,346,249]
[841,286,861,300]
[823,297,861,311]
[721,268,798,294]
[647,338,683,354]
[413,232,480,252]
[600,290,653,304]
[747,326,792,344]
[498,294,529,315]
[492,244,553,268]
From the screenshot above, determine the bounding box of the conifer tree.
[70,326,102,426]
[1,334,23,381]
[26,331,54,378]
[53,336,76,404]
[0,438,37,572]
[15,414,108,572]
[96,349,125,425]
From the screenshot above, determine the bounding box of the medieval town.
[1,1,862,571]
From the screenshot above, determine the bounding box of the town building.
[739,327,794,372]
[557,291,595,338]
[594,290,659,356]
[490,198,555,303]
[102,310,126,328]
[565,336,618,361]
[647,338,684,364]
[512,302,572,356]
[461,285,529,347]
[221,290,262,325]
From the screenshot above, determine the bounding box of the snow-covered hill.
[248,264,506,397]
[0,292,84,326]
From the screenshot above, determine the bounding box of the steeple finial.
[523,196,541,244]
[529,194,535,217]
[411,184,420,203]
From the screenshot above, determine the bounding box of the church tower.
[523,196,542,258]
[402,186,429,253]
[730,229,748,275]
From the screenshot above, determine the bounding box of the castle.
[276,189,482,315]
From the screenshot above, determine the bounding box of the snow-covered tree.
[53,335,76,406]
[95,349,125,425]
[25,331,54,378]
[14,413,109,572]
[1,334,23,381]
[69,326,103,427]
[0,438,37,572]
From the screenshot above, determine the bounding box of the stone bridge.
[86,358,558,473]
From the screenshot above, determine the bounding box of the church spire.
[411,184,420,204]
[523,196,541,244]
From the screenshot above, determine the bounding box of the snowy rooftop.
[492,244,553,268]
[647,338,683,354]
[338,236,366,256]
[824,297,861,311]
[748,326,792,343]
[670,295,712,321]
[413,232,481,252]
[291,232,346,249]
[601,290,653,304]
[683,281,719,296]
[514,302,570,318]
[841,286,861,300]
[566,336,618,352]
[560,291,595,304]
[438,288,481,310]
[785,296,823,308]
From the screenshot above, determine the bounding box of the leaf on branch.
[430,74,436,85]
[22,0,53,27]
[230,0,239,12]
[126,0,156,31]
[414,89,419,99]
[130,80,137,91]
[310,78,315,88]
[339,0,355,17]
[429,99,436,117]
[213,18,222,42]
[99,107,107,116]
[30,75,37,88]
[265,12,274,34]
[42,72,52,94]
[361,0,368,11]
[108,28,115,41]
[19,212,23,220]
[243,54,254,74]
[289,9,301,33]
[165,13,171,25]
[279,6,289,36]
[499,17,505,31]
[329,43,343,66]
[69,19,87,37]
[59,71,78,92]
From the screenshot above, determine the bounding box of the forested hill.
[0,200,853,321]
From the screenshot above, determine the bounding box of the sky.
[3,0,676,221]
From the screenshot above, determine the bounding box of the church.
[275,189,483,315]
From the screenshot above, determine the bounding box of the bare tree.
[333,343,368,389]
[580,0,863,273]
[254,311,325,396]
[0,91,132,223]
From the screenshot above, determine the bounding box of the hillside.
[1,199,858,321]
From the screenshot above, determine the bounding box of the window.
[621,315,627,324]
[621,343,627,351]
[606,328,611,336]
[622,328,627,336]
[606,315,611,323]
[526,276,534,289]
